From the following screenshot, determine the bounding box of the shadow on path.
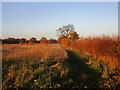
[62,50,101,88]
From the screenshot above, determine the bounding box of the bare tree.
[56,24,75,38]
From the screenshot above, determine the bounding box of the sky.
[2,2,118,40]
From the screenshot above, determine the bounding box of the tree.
[16,38,20,44]
[60,38,72,48]
[19,38,26,44]
[40,37,48,44]
[29,37,36,44]
[56,24,75,38]
[3,37,17,44]
[48,38,57,43]
[57,24,79,44]
[69,32,79,41]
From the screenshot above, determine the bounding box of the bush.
[19,38,26,44]
[40,37,48,44]
[71,36,119,69]
[29,37,36,44]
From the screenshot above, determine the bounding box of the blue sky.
[2,2,118,40]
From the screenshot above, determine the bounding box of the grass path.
[62,49,102,88]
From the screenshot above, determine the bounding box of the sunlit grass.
[2,36,120,89]
[2,44,68,88]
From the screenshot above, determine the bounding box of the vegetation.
[48,38,58,43]
[2,44,68,88]
[29,37,37,44]
[69,32,79,41]
[1,25,120,89]
[2,37,58,44]
[2,38,19,44]
[57,24,79,47]
[2,35,120,89]
[65,50,120,88]
[70,36,120,88]
[19,38,26,44]
[40,37,48,44]
[70,36,120,69]
[56,24,75,38]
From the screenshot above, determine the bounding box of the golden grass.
[2,44,68,61]
[71,36,120,69]
[2,39,120,88]
[2,44,68,88]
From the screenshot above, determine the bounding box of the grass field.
[2,44,68,88]
[2,41,120,88]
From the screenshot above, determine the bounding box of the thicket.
[2,37,58,44]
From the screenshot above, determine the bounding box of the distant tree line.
[2,37,58,44]
[1,24,79,46]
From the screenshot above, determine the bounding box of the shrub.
[71,36,119,69]
[29,37,36,44]
[19,38,26,44]
[40,37,48,44]
[48,38,57,43]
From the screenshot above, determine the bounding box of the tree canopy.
[19,38,26,44]
[29,37,36,44]
[57,24,79,41]
[56,24,75,38]
[70,32,79,41]
[40,37,48,44]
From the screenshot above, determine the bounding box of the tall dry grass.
[2,44,68,88]
[2,44,68,61]
[71,36,120,69]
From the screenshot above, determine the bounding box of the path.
[62,50,101,88]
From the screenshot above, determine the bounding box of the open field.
[2,44,67,62]
[2,44,68,88]
[2,39,120,88]
[2,2,118,89]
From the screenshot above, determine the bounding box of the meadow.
[2,44,68,88]
[2,36,120,88]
